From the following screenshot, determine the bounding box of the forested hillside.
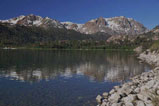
[0,23,111,49]
[0,22,158,50]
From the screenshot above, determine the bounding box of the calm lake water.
[0,50,150,106]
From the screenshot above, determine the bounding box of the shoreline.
[96,50,159,106]
[0,47,134,51]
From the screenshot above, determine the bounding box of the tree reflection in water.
[0,50,150,83]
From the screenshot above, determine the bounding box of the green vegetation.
[0,23,112,50]
[0,22,159,51]
[0,23,135,50]
[150,40,159,52]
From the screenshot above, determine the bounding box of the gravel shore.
[96,50,159,106]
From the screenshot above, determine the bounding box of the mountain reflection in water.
[0,50,149,83]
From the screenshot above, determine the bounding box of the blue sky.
[0,0,159,29]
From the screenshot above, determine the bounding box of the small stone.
[122,94,137,103]
[145,80,155,89]
[112,103,122,106]
[114,86,120,90]
[108,93,120,103]
[136,101,145,106]
[117,85,132,95]
[154,67,159,71]
[137,94,144,101]
[120,93,127,98]
[148,73,154,78]
[137,93,150,102]
[134,88,140,93]
[102,98,108,103]
[146,103,154,106]
[153,82,159,88]
[96,95,102,104]
[103,92,108,98]
[109,89,115,94]
[124,103,134,106]
[156,90,159,95]
[134,46,142,53]
[101,102,107,106]
[131,86,135,89]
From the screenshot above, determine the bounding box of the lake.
[0,50,150,106]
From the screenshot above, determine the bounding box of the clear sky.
[0,0,159,29]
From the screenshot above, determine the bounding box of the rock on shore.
[139,50,159,66]
[96,50,159,106]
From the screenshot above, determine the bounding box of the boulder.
[101,102,107,106]
[136,100,145,106]
[114,86,120,90]
[156,90,159,95]
[122,94,137,103]
[137,92,151,102]
[134,46,142,53]
[103,92,108,98]
[145,80,155,89]
[124,102,134,106]
[109,89,116,95]
[108,93,120,103]
[96,95,102,104]
[111,103,122,106]
[117,85,132,95]
[134,88,140,93]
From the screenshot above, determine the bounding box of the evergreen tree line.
[0,23,158,50]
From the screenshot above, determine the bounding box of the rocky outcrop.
[61,22,83,31]
[134,46,143,54]
[151,25,159,33]
[139,50,159,66]
[96,51,159,106]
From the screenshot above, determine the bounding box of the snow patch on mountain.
[0,15,148,35]
[105,19,120,31]
[75,16,148,35]
[0,14,64,28]
[62,21,84,30]
[1,15,25,25]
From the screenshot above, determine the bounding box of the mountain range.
[0,14,148,36]
[1,14,159,50]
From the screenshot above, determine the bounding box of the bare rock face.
[61,22,83,31]
[151,25,159,33]
[79,17,117,35]
[63,16,148,36]
[134,46,143,53]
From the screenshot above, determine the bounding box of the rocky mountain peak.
[0,14,64,28]
[0,15,148,36]
[96,17,107,26]
[151,25,159,33]
[66,16,148,35]
[16,14,43,26]
[153,25,159,30]
[61,22,83,31]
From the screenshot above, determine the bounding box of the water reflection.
[0,50,149,82]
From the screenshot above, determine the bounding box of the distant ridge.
[0,14,148,36]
